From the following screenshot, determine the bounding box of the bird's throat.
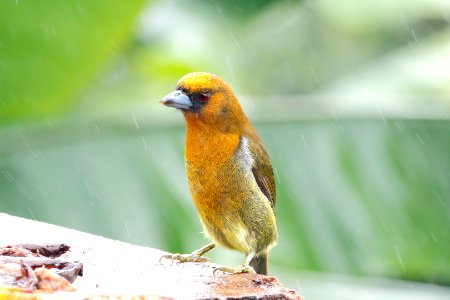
[184,121,240,166]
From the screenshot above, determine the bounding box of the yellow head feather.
[177,72,226,94]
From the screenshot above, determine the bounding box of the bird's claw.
[213,264,255,276]
[160,253,210,264]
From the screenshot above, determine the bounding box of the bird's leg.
[213,251,256,276]
[160,243,215,263]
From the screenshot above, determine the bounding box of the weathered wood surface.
[0,213,302,299]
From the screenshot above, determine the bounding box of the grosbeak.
[160,72,277,275]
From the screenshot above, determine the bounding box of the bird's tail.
[250,253,268,275]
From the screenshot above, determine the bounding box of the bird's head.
[160,72,247,131]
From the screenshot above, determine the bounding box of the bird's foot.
[213,264,255,276]
[160,252,210,264]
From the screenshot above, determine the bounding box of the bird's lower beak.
[160,91,193,110]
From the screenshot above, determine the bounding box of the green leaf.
[0,0,146,125]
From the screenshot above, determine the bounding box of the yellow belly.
[186,156,277,255]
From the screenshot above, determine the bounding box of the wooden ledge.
[0,213,302,299]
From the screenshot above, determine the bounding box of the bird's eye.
[198,93,209,102]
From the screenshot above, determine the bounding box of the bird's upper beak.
[160,91,193,110]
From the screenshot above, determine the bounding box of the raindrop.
[300,134,308,147]
[35,185,45,197]
[213,1,223,15]
[430,232,438,243]
[75,3,85,15]
[274,167,281,185]
[45,118,54,129]
[377,107,386,123]
[1,170,15,182]
[84,180,100,200]
[394,245,406,271]
[58,71,69,80]
[431,189,445,206]
[131,112,140,129]
[380,220,390,232]
[394,121,404,131]
[28,149,37,157]
[125,222,131,238]
[226,55,236,83]
[414,132,425,144]
[295,279,302,294]
[229,31,239,47]
[309,68,319,85]
[87,199,96,208]
[142,136,148,151]
[27,208,36,220]
[305,0,314,10]
[19,133,31,147]
[411,28,418,42]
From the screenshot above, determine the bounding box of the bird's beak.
[160,91,193,110]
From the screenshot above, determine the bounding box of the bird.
[160,72,277,275]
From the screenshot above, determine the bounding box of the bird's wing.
[245,135,276,209]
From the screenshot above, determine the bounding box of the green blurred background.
[1,0,449,299]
